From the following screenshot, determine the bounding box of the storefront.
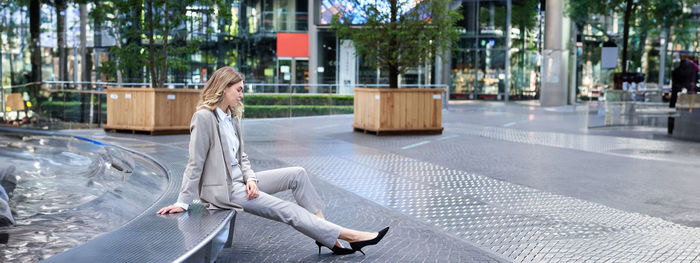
[450,0,540,101]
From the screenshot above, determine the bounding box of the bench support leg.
[183,240,213,263]
[224,213,237,248]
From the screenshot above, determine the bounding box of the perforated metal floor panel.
[243,117,700,262]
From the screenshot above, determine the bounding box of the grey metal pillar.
[540,0,570,106]
[308,0,318,92]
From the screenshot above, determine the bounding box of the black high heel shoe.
[349,227,390,255]
[315,241,355,255]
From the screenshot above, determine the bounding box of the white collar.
[216,107,232,122]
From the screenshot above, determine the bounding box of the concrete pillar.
[308,0,318,92]
[540,0,571,106]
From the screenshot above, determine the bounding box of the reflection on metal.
[588,101,673,129]
[0,129,166,262]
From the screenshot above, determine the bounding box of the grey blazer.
[176,109,257,211]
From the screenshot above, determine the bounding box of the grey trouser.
[229,166,342,248]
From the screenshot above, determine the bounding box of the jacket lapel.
[232,118,243,163]
[213,110,233,184]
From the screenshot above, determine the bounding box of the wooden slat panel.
[412,91,420,129]
[400,91,408,130]
[106,88,199,134]
[373,91,380,129]
[353,88,443,133]
[154,90,199,127]
[422,92,430,129]
[389,91,398,129]
[135,90,150,127]
[433,91,442,127]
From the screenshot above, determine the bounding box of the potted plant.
[100,0,218,134]
[331,0,461,135]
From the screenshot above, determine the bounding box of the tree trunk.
[147,0,156,88]
[159,0,169,88]
[621,0,634,73]
[635,29,647,73]
[658,28,668,89]
[389,0,398,88]
[217,8,225,69]
[80,3,91,123]
[111,8,123,84]
[93,0,102,81]
[80,4,90,83]
[56,0,67,81]
[389,65,399,90]
[127,3,143,82]
[521,28,526,91]
[30,0,41,83]
[0,11,4,89]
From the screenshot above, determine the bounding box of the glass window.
[317,31,337,84]
[451,50,478,98]
[478,49,506,97]
[478,0,506,36]
[248,0,307,32]
[459,1,478,36]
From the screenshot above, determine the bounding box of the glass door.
[277,58,309,92]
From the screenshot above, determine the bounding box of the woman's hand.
[157,205,185,215]
[247,181,259,200]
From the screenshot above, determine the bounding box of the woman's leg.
[253,167,382,247]
[255,167,323,214]
[231,183,342,248]
[255,167,346,247]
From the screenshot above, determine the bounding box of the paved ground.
[70,101,700,262]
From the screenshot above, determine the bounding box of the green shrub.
[41,94,354,121]
[39,100,106,122]
[244,105,353,118]
[243,94,353,106]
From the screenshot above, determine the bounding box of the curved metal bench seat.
[44,203,235,263]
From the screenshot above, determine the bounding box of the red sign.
[276,33,309,57]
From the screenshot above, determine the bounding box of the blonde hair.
[196,67,245,118]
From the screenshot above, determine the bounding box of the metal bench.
[44,203,236,263]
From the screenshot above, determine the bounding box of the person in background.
[668,52,699,134]
[670,52,698,108]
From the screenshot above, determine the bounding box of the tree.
[567,0,637,73]
[331,0,462,89]
[29,0,41,83]
[567,0,699,74]
[0,0,22,85]
[92,0,222,86]
[92,0,147,83]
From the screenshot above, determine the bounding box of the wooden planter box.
[353,88,444,135]
[104,88,200,135]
